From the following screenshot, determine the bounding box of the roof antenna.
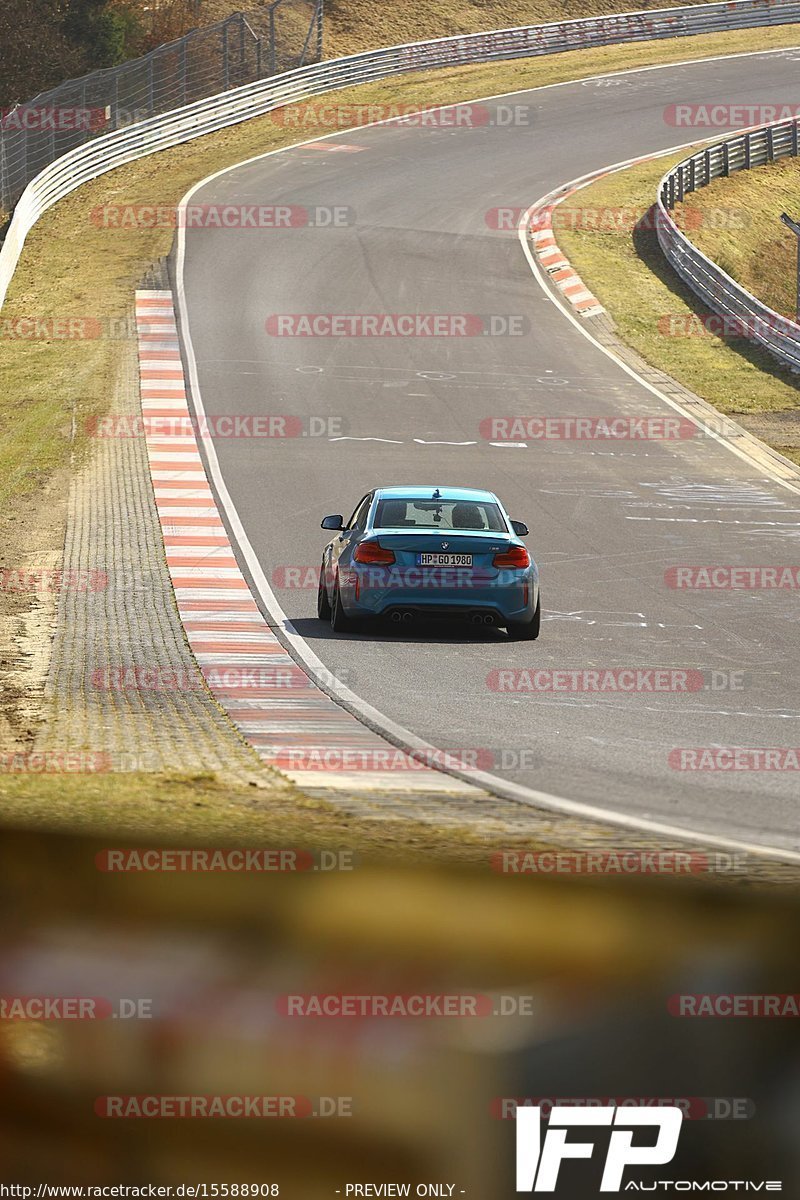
[432,487,442,499]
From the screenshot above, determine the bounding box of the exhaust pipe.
[483,613,495,626]
[390,611,403,623]
[401,611,413,623]
[470,613,484,625]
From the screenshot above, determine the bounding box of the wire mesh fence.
[0,2,324,214]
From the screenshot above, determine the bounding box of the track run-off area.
[176,45,800,857]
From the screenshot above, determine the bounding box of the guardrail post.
[269,4,276,74]
[689,157,696,192]
[793,122,799,157]
[316,0,324,60]
[744,131,751,169]
[0,130,7,215]
[722,141,730,176]
[767,126,775,161]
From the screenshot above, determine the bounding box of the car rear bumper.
[341,569,537,623]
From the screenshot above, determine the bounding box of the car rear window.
[373,498,506,532]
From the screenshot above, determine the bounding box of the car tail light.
[353,541,395,565]
[493,545,530,569]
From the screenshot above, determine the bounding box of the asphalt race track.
[178,47,800,854]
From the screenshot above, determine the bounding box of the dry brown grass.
[188,0,754,58]
[673,156,800,319]
[322,0,729,56]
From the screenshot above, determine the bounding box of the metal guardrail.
[2,0,800,313]
[657,122,800,370]
[0,2,324,213]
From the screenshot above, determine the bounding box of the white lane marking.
[173,54,800,863]
[329,435,404,443]
[413,438,477,445]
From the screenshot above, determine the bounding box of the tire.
[317,560,331,620]
[330,576,354,633]
[507,597,540,641]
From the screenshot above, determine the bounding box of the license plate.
[417,553,473,567]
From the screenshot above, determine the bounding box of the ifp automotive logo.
[515,1106,782,1192]
[515,1105,683,1192]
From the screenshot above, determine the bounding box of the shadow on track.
[290,616,509,645]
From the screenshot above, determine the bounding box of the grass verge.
[557,155,800,465]
[0,770,542,862]
[672,155,800,319]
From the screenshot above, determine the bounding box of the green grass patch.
[672,155,800,319]
[557,155,800,423]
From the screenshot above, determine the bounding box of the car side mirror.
[510,519,529,537]
[321,514,344,531]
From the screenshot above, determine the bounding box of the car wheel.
[317,560,331,620]
[507,598,540,641]
[330,576,354,633]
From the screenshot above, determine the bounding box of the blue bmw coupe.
[317,486,540,640]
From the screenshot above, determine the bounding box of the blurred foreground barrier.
[0,825,797,1186]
